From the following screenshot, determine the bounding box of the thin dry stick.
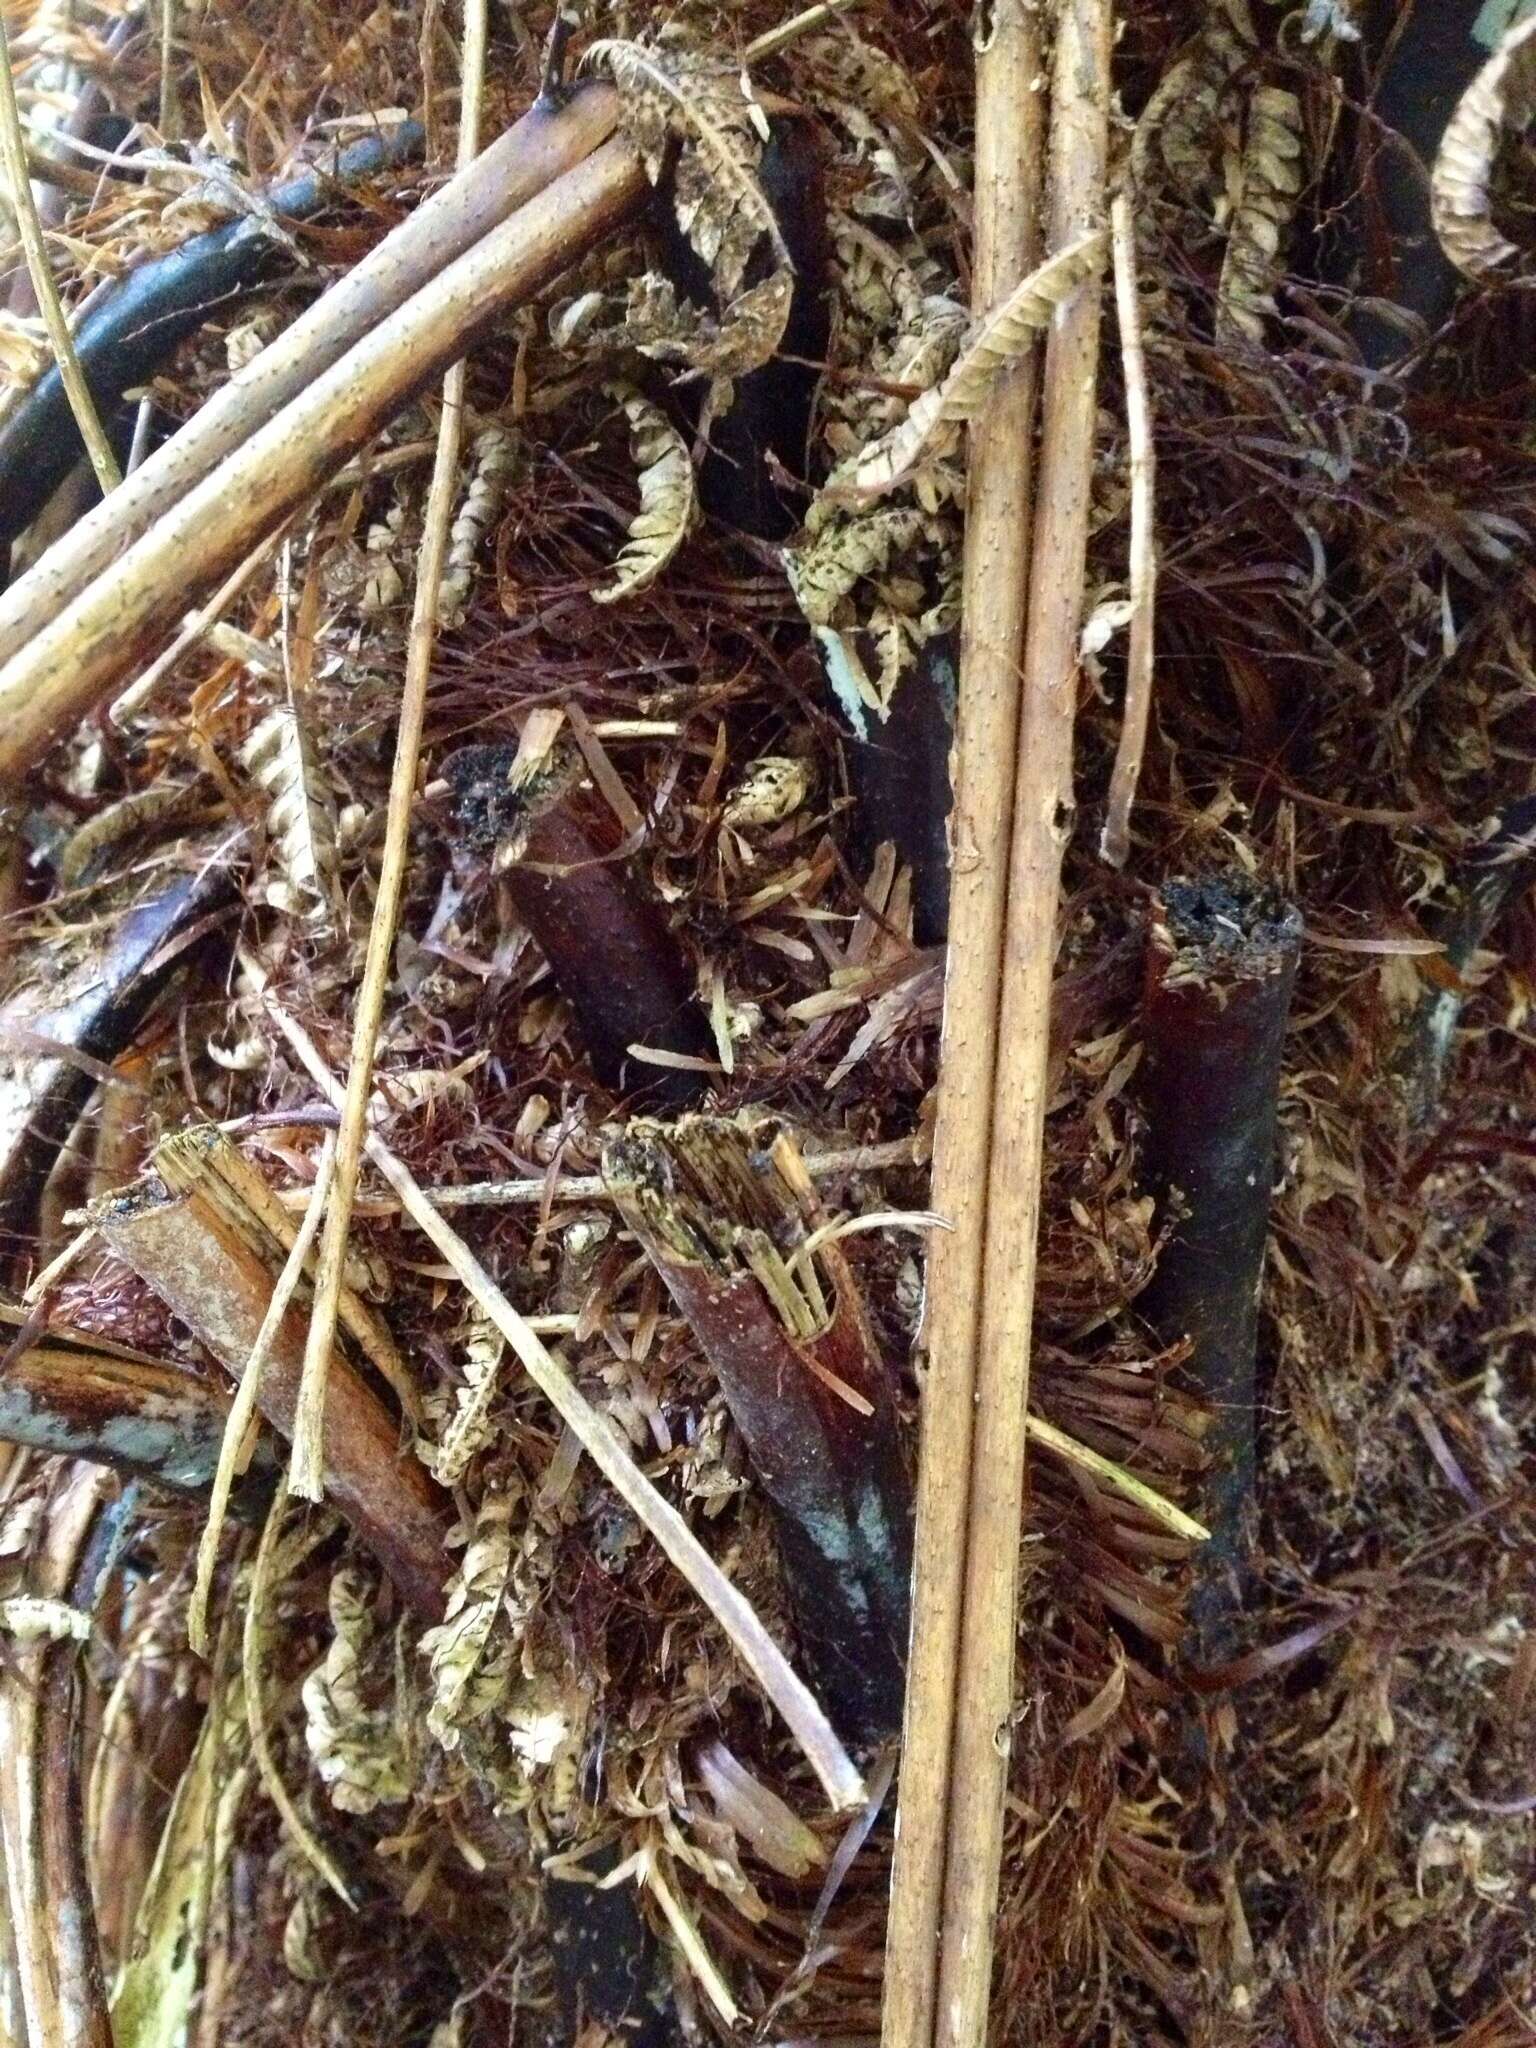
[1100,186,1157,869]
[110,525,292,725]
[1025,1416,1209,1543]
[933,7,1112,2046]
[881,7,1046,2045]
[291,0,490,1501]
[268,1001,866,1813]
[0,11,120,494]
[189,1132,337,1654]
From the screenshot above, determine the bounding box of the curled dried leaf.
[438,421,517,629]
[240,705,339,924]
[594,388,697,604]
[421,1494,514,1750]
[301,1569,414,1814]
[423,1314,507,1485]
[1217,85,1304,345]
[831,230,1107,498]
[1432,10,1536,278]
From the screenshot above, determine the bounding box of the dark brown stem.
[89,1179,449,1622]
[602,1115,912,1747]
[0,852,236,1268]
[844,629,956,945]
[655,115,830,541]
[1137,874,1301,1668]
[0,1306,277,1515]
[1398,792,1536,1127]
[444,740,711,1110]
[0,1462,125,2048]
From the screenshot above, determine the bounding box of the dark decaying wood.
[0,122,425,560]
[0,1305,277,1515]
[0,1462,125,2048]
[90,1178,449,1622]
[602,1115,912,1747]
[0,853,236,1270]
[1137,874,1302,1667]
[444,739,712,1110]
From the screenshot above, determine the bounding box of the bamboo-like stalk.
[932,7,1112,2045]
[0,122,425,558]
[0,138,646,786]
[881,5,1046,2040]
[90,1179,450,1622]
[293,0,490,1503]
[0,1463,121,2048]
[0,10,120,496]
[0,1307,277,1514]
[0,83,621,678]
[603,1117,913,1747]
[1100,187,1158,869]
[268,1000,867,1813]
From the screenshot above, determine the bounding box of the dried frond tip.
[593,389,696,603]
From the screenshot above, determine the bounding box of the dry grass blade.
[268,1001,867,1813]
[292,0,490,1503]
[1432,10,1536,278]
[839,228,1106,499]
[1100,188,1157,869]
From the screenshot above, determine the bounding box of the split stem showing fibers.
[0,1464,124,2048]
[881,2,1048,2036]
[0,82,623,680]
[1137,873,1302,1669]
[444,732,712,1109]
[89,1169,450,1624]
[269,1000,866,1811]
[0,128,648,784]
[932,7,1113,2046]
[603,1117,913,1748]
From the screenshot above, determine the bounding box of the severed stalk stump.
[1138,873,1301,1668]
[445,736,712,1110]
[603,1116,913,1748]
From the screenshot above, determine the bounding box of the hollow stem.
[1137,872,1302,1667]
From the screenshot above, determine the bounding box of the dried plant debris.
[1432,8,1536,276]
[0,1,1531,2043]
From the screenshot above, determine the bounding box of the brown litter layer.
[0,2,1532,2046]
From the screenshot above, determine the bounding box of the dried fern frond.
[1216,84,1304,345]
[421,1494,514,1751]
[594,388,696,604]
[1130,16,1251,206]
[438,421,516,629]
[301,1569,414,1814]
[831,229,1107,498]
[240,704,340,924]
[1432,10,1536,278]
[583,39,793,376]
[423,1315,507,1486]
